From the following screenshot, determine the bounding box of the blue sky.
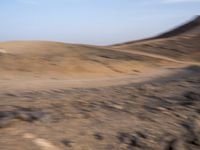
[0,0,200,45]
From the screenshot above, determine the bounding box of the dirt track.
[109,47,200,66]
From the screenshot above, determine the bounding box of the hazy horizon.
[0,0,200,45]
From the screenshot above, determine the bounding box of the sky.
[0,0,200,45]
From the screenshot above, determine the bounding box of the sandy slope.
[111,16,200,62]
[0,40,183,92]
[0,17,200,150]
[0,39,199,92]
[109,46,200,66]
[111,35,200,62]
[0,41,158,77]
[0,17,199,90]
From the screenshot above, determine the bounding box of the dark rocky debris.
[0,67,200,149]
[0,108,49,128]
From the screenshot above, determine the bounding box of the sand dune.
[0,49,7,54]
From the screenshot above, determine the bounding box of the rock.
[186,66,200,73]
[34,138,60,150]
[164,138,187,150]
[181,121,200,146]
[5,93,17,97]
[61,139,72,147]
[0,111,15,119]
[16,110,49,122]
[129,134,140,147]
[196,109,200,114]
[117,132,144,148]
[16,112,33,122]
[136,131,147,139]
[0,117,13,128]
[29,111,47,122]
[165,139,177,150]
[195,119,200,129]
[1,109,49,124]
[180,100,194,106]
[93,132,104,140]
[105,144,114,150]
[112,104,124,110]
[0,111,15,128]
[184,91,200,101]
[117,132,130,144]
[177,91,200,106]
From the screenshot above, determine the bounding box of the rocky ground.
[0,65,200,150]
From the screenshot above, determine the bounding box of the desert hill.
[153,15,200,38]
[111,16,200,62]
[1,16,200,81]
[0,16,200,150]
[1,15,200,90]
[0,40,176,82]
[113,15,200,45]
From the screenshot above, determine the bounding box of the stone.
[0,118,13,128]
[117,132,144,148]
[184,91,200,101]
[61,139,72,147]
[93,132,104,140]
[0,111,15,128]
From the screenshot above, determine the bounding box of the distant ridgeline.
[113,15,200,46]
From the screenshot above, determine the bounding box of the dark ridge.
[156,15,200,38]
[112,15,200,46]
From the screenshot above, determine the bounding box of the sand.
[0,16,200,150]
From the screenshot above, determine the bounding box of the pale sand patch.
[0,49,7,53]
[23,133,36,139]
[23,133,60,150]
[34,139,60,150]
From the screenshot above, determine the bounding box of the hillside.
[0,41,178,81]
[0,17,200,150]
[112,16,200,62]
